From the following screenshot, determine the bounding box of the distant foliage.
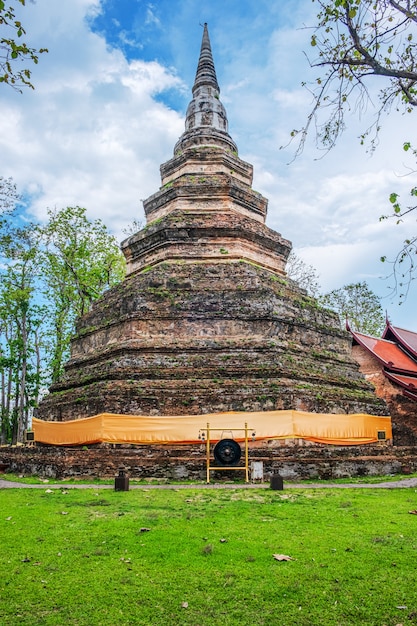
[122,218,144,236]
[0,175,18,212]
[320,281,385,336]
[285,251,321,298]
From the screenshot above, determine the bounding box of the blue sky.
[1,0,415,329]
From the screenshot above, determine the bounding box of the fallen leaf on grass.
[45,489,53,494]
[220,538,228,543]
[61,511,68,515]
[181,602,188,609]
[139,527,151,533]
[6,516,12,521]
[408,510,417,515]
[202,544,213,555]
[273,554,294,561]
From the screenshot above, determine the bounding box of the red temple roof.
[382,321,417,360]
[348,320,417,404]
[384,372,417,400]
[351,330,417,375]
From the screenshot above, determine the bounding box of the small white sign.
[251,461,264,481]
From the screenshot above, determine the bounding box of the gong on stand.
[213,438,242,466]
[198,422,255,484]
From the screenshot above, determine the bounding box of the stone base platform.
[1,443,416,481]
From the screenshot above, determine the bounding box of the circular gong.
[213,438,242,466]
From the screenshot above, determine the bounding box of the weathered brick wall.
[352,345,399,403]
[39,262,387,423]
[1,443,416,481]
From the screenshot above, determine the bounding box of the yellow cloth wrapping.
[32,411,392,446]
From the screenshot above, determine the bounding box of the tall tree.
[0,224,44,443]
[0,0,48,90]
[39,206,126,381]
[0,192,126,442]
[320,281,385,335]
[294,0,417,298]
[295,0,417,154]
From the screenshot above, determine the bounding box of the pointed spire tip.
[193,22,219,93]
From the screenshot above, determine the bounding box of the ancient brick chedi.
[39,25,386,422]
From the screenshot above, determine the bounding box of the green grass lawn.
[1,486,417,625]
[2,471,417,485]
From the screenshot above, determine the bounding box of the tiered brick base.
[39,262,387,421]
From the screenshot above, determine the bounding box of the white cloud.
[1,0,415,331]
[0,0,185,238]
[145,3,162,28]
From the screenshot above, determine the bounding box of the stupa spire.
[174,22,237,155]
[192,23,220,94]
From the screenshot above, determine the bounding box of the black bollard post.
[270,473,284,490]
[114,467,129,491]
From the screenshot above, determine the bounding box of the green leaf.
[389,193,398,204]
